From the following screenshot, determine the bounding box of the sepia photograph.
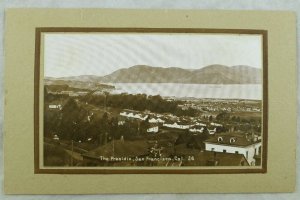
[40,29,266,171]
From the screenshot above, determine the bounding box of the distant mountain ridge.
[47,64,261,84]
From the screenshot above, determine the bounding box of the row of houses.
[118,109,223,134]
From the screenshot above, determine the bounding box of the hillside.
[98,64,261,84]
[47,64,261,84]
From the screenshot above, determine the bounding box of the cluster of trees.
[208,112,261,133]
[44,98,151,145]
[205,112,261,124]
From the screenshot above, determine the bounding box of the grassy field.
[232,111,262,120]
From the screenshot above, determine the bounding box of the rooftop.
[174,144,249,166]
[204,132,261,147]
[190,125,205,129]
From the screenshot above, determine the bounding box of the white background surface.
[0,0,299,199]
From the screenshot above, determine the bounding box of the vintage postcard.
[4,9,296,194]
[38,28,267,173]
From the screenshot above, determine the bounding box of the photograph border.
[34,27,268,174]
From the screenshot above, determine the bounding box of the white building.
[210,122,223,127]
[53,134,59,140]
[149,117,165,124]
[163,121,191,130]
[120,110,148,121]
[189,125,204,133]
[208,128,217,135]
[48,104,62,110]
[147,125,159,133]
[118,120,125,125]
[204,133,262,165]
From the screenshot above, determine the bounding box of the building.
[147,125,159,133]
[202,151,249,166]
[189,125,204,133]
[48,104,62,110]
[118,120,125,126]
[195,122,207,127]
[163,121,191,130]
[53,134,59,140]
[119,110,148,121]
[171,144,249,166]
[210,122,223,127]
[148,117,165,124]
[207,127,217,135]
[204,133,261,165]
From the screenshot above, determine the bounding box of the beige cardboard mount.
[4,9,297,194]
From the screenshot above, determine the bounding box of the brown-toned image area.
[41,30,265,170]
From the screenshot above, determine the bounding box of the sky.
[44,33,263,78]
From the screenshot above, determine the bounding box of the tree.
[216,112,230,122]
[231,116,236,121]
[104,91,109,111]
[98,112,109,145]
[175,134,188,145]
[140,116,150,135]
[59,98,82,140]
[109,117,121,140]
